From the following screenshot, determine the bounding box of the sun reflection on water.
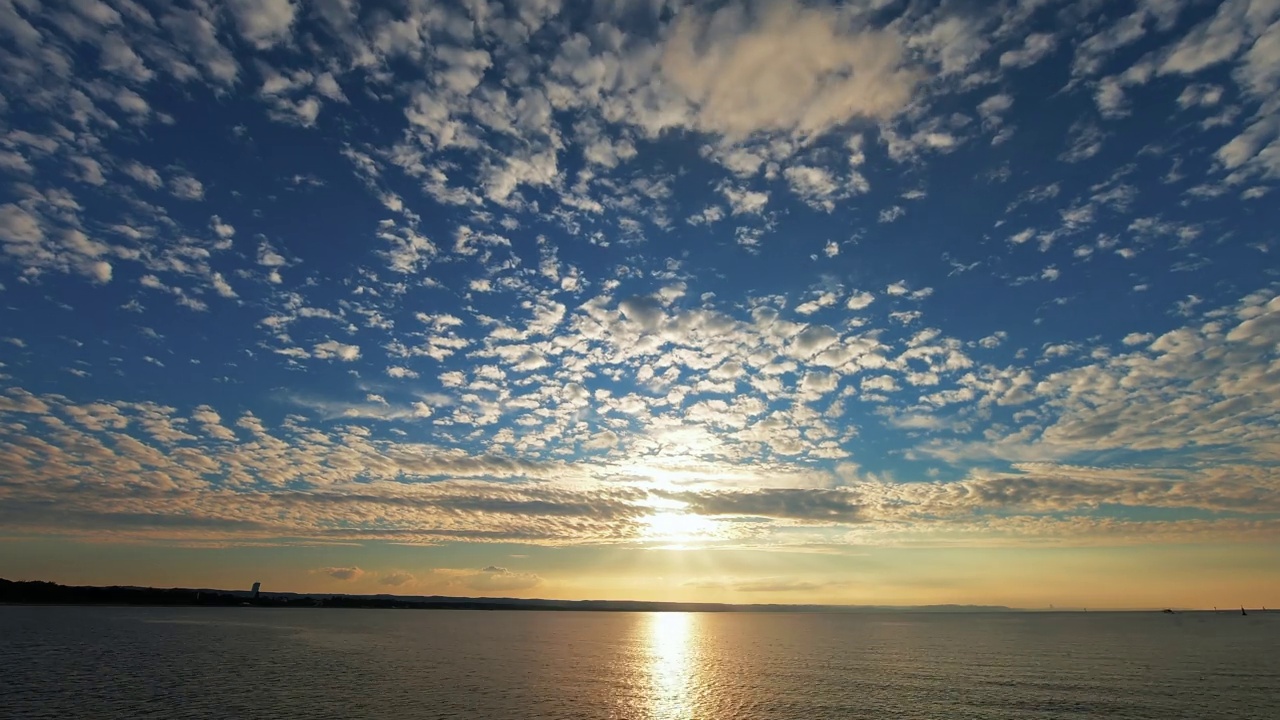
[645,612,698,719]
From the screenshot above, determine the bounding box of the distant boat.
[1241,606,1248,616]
[1161,608,1176,614]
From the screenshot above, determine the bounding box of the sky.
[0,0,1278,609]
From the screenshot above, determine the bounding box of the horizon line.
[3,578,1273,613]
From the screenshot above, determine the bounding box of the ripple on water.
[1,608,1278,720]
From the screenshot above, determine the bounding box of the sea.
[1,607,1277,719]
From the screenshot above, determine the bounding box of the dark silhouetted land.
[1,578,1017,613]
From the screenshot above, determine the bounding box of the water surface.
[2,607,1276,719]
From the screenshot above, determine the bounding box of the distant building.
[251,582,261,599]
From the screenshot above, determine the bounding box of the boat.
[1161,608,1175,614]
[1241,606,1248,616]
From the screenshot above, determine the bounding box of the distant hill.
[0,578,1016,613]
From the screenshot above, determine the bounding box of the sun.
[641,510,717,545]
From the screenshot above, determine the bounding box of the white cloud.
[1009,228,1036,245]
[878,205,905,223]
[977,93,1013,126]
[210,216,235,239]
[0,203,43,246]
[783,166,849,211]
[258,243,287,267]
[720,184,769,215]
[169,173,205,200]
[909,14,989,77]
[123,162,162,189]
[795,291,840,316]
[1000,32,1056,69]
[1177,83,1225,108]
[161,8,240,86]
[1235,18,1280,97]
[228,0,297,50]
[1158,0,1252,76]
[978,331,1006,349]
[100,34,154,83]
[0,150,32,175]
[314,72,347,103]
[71,156,106,186]
[210,272,236,298]
[1060,121,1104,163]
[657,2,919,139]
[845,291,874,310]
[313,340,361,362]
[1123,332,1154,346]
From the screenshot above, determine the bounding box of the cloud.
[4,365,1280,551]
[210,216,235,239]
[465,566,542,592]
[379,572,414,587]
[169,173,205,200]
[2,0,1279,572]
[663,488,865,523]
[685,577,846,593]
[228,0,298,50]
[1157,0,1252,76]
[123,162,163,189]
[1000,32,1056,69]
[924,289,1280,463]
[720,184,769,215]
[977,93,1013,125]
[784,166,853,211]
[1060,121,1104,162]
[317,566,363,581]
[161,7,240,86]
[845,291,875,310]
[0,205,118,283]
[0,203,43,245]
[312,340,360,362]
[657,1,919,139]
[0,150,33,175]
[878,206,905,223]
[285,394,436,421]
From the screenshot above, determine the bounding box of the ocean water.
[1,607,1277,719]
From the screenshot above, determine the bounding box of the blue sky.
[1,0,1278,606]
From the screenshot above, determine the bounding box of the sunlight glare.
[641,510,716,545]
[645,612,698,719]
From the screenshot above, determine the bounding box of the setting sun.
[641,511,717,545]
